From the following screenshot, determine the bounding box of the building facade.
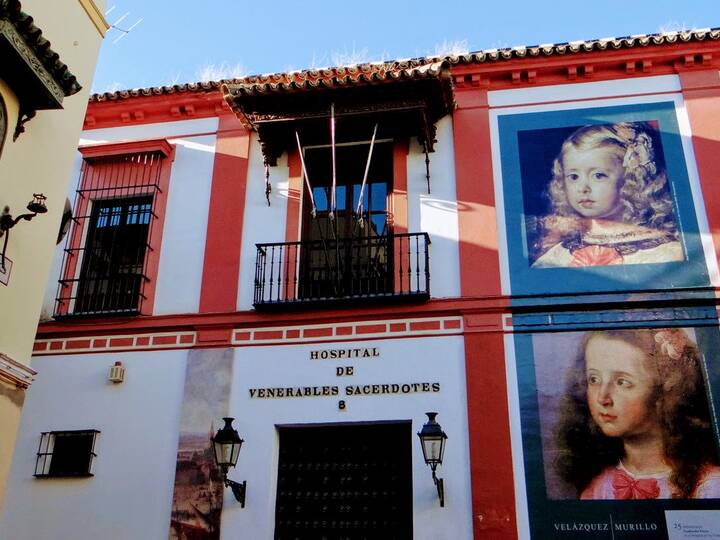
[2,29,720,539]
[0,0,106,512]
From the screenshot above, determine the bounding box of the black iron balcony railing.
[254,232,430,309]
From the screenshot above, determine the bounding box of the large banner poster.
[497,101,711,297]
[168,348,233,540]
[512,325,720,538]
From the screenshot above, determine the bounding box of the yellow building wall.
[0,0,107,512]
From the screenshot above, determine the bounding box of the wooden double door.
[274,422,413,540]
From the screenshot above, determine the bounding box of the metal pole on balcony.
[295,131,316,218]
[329,103,337,222]
[355,123,378,229]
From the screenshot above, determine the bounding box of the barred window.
[35,430,100,478]
[55,142,172,317]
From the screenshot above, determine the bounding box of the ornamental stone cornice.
[0,0,83,139]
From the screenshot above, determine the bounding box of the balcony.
[253,232,430,310]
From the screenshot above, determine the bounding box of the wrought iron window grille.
[34,430,100,478]
[54,152,164,318]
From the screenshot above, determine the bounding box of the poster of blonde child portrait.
[525,122,684,268]
[531,328,720,501]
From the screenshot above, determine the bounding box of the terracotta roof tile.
[89,27,720,103]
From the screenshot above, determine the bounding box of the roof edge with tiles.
[90,27,720,103]
[1,0,83,97]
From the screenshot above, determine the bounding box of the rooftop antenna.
[106,5,144,44]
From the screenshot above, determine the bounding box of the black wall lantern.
[211,417,247,507]
[0,193,48,272]
[417,411,447,507]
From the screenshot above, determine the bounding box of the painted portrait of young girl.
[531,122,684,268]
[553,328,720,500]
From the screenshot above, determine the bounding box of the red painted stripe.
[254,330,283,340]
[142,147,174,316]
[93,339,107,348]
[33,342,48,352]
[282,149,303,302]
[389,323,406,332]
[444,319,461,329]
[355,324,386,335]
[109,338,134,348]
[50,341,64,350]
[303,327,333,338]
[234,332,251,341]
[453,89,503,298]
[336,327,353,336]
[449,41,719,92]
[679,69,720,269]
[83,93,225,131]
[409,320,440,331]
[392,140,409,293]
[464,328,517,540]
[199,115,250,313]
[136,337,150,346]
[37,297,506,337]
[152,335,178,346]
[392,139,409,235]
[65,339,92,350]
[286,329,300,338]
[179,334,194,344]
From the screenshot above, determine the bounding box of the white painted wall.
[407,116,461,299]
[153,134,216,314]
[224,336,472,540]
[0,349,188,540]
[237,134,290,310]
[1,336,470,539]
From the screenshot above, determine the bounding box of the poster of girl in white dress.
[497,102,711,296]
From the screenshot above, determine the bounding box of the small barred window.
[34,430,100,478]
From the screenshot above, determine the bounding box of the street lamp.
[417,411,447,507]
[211,417,247,507]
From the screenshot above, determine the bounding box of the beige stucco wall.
[0,0,106,512]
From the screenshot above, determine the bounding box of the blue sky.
[91,0,717,93]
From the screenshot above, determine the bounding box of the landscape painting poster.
[511,325,720,538]
[169,348,233,540]
[496,101,710,296]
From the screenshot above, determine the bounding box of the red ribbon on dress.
[569,245,623,267]
[612,469,660,499]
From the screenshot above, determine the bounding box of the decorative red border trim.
[32,316,464,355]
[232,316,463,345]
[79,139,174,159]
[199,115,250,313]
[36,297,508,338]
[450,42,718,91]
[84,93,227,131]
[33,331,196,355]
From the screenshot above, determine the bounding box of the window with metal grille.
[55,145,170,317]
[34,430,100,478]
